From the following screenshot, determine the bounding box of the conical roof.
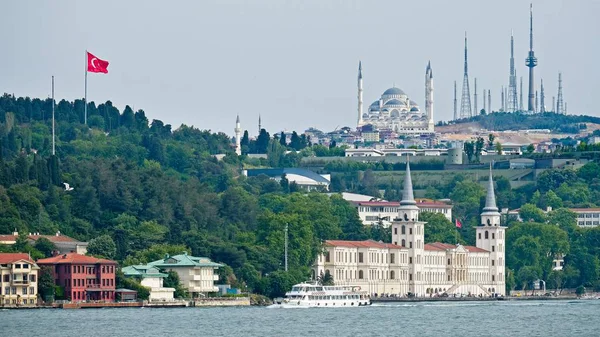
[400,156,416,206]
[483,163,498,212]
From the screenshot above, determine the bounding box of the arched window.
[478,233,481,239]
[358,270,364,279]
[485,231,489,239]
[390,271,395,279]
[401,225,406,235]
[401,239,406,247]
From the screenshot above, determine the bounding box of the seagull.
[63,183,74,191]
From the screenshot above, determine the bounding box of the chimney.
[12,229,18,236]
[546,206,552,213]
[62,254,67,259]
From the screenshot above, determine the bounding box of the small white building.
[354,199,452,227]
[0,253,39,306]
[148,253,222,297]
[121,265,175,301]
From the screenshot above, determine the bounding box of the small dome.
[370,101,380,107]
[384,99,405,106]
[383,87,406,96]
[410,107,419,112]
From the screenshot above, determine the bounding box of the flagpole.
[84,50,87,125]
[52,76,55,156]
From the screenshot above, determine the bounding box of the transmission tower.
[507,31,518,112]
[540,79,545,112]
[453,80,458,120]
[501,86,505,112]
[519,76,524,111]
[488,90,491,114]
[557,72,564,114]
[525,4,538,113]
[460,32,472,118]
[474,78,478,115]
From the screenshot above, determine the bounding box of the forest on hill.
[441,111,600,133]
[1,93,599,296]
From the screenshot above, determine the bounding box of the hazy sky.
[2,0,599,136]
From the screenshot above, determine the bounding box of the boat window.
[316,287,323,291]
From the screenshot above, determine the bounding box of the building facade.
[354,199,452,227]
[122,265,175,301]
[314,162,506,297]
[148,253,222,297]
[0,253,39,306]
[357,61,434,135]
[37,253,117,302]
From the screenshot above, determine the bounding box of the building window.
[409,274,413,281]
[390,253,395,264]
[390,271,395,279]
[492,246,495,252]
[358,252,364,263]
[29,274,36,282]
[485,231,489,239]
[3,275,8,282]
[358,270,364,279]
[29,287,35,294]
[409,242,413,249]
[492,260,495,266]
[447,259,451,265]
[394,227,397,235]
[492,275,495,282]
[325,252,330,263]
[478,233,481,240]
[401,239,406,247]
[409,228,413,235]
[409,257,413,264]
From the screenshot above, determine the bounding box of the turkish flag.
[455,219,462,228]
[87,52,109,73]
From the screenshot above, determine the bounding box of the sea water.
[1,300,599,337]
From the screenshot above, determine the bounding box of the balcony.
[11,280,30,285]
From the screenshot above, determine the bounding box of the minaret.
[391,156,425,296]
[508,31,518,112]
[476,164,506,296]
[525,3,538,113]
[453,81,458,120]
[258,114,262,134]
[535,90,539,113]
[488,90,492,114]
[357,61,363,127]
[552,96,556,113]
[519,76,524,111]
[557,72,564,114]
[425,61,434,131]
[474,78,478,115]
[460,32,472,118]
[234,115,242,156]
[540,79,545,113]
[500,86,505,112]
[504,87,508,113]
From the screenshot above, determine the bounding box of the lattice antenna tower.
[507,31,518,112]
[460,32,472,118]
[557,72,565,114]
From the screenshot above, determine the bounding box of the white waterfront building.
[313,161,506,297]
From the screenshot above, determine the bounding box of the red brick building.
[37,253,117,302]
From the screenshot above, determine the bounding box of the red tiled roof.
[569,208,600,212]
[0,253,35,264]
[37,253,117,265]
[0,234,82,243]
[325,240,406,250]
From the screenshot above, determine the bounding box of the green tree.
[317,270,334,286]
[87,234,117,259]
[420,212,459,244]
[495,142,503,155]
[163,270,188,298]
[38,265,56,302]
[34,237,56,258]
[518,204,547,223]
[526,144,535,154]
[463,141,475,163]
[487,134,495,149]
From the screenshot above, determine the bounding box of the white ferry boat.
[280,282,370,307]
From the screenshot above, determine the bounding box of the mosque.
[357,61,435,135]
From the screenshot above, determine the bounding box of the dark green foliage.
[34,237,56,258]
[87,234,117,259]
[163,271,188,298]
[454,111,600,133]
[38,265,55,301]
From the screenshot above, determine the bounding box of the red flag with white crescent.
[87,52,109,73]
[455,219,462,228]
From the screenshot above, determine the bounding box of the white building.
[0,253,39,306]
[354,199,452,227]
[148,253,222,297]
[571,208,600,227]
[0,231,88,255]
[121,265,175,301]
[357,61,434,135]
[314,162,506,297]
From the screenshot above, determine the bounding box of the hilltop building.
[357,62,434,135]
[0,231,88,255]
[354,199,452,227]
[313,161,506,297]
[148,253,222,297]
[243,168,331,191]
[37,253,117,302]
[0,253,39,306]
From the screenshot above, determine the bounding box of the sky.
[2,0,599,137]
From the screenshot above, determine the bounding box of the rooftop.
[325,240,406,250]
[122,265,167,278]
[0,253,36,264]
[37,253,117,265]
[148,253,223,268]
[424,242,488,253]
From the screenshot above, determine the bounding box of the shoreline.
[371,295,581,303]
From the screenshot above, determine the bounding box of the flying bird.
[63,183,74,191]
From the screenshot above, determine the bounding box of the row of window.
[328,268,502,284]
[62,265,115,274]
[326,251,408,265]
[1,274,36,282]
[2,286,35,295]
[577,213,600,218]
[478,231,504,240]
[4,299,36,305]
[63,278,114,287]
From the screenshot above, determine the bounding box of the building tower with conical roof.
[391,156,426,296]
[476,163,506,296]
[234,115,242,156]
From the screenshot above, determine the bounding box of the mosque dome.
[410,107,419,112]
[384,99,405,106]
[382,87,406,96]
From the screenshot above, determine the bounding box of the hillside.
[437,111,600,136]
